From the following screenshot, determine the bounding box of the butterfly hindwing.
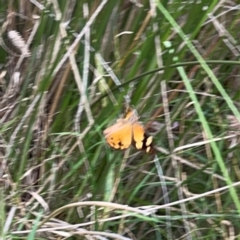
[104,121,132,150]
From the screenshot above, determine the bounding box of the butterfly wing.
[133,122,153,153]
[103,109,153,152]
[103,120,123,136]
[104,121,132,150]
[132,122,145,150]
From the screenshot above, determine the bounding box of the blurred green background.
[1,0,240,239]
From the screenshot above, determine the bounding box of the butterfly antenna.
[123,80,135,111]
[124,95,131,110]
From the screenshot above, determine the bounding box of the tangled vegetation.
[1,1,240,239]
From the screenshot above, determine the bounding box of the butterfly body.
[103,109,153,153]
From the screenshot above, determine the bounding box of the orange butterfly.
[103,108,153,153]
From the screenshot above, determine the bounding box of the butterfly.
[103,108,153,153]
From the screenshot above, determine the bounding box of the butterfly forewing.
[132,123,145,149]
[132,123,153,152]
[144,135,153,153]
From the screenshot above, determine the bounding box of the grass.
[1,0,240,239]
